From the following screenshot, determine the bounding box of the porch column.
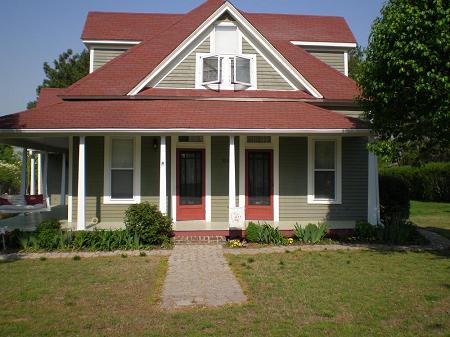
[60,153,66,206]
[238,135,245,209]
[228,136,236,215]
[20,148,27,195]
[29,151,36,195]
[159,136,167,214]
[43,152,50,209]
[68,137,73,223]
[77,136,86,230]
[37,153,43,195]
[205,136,212,223]
[368,150,380,225]
[170,136,177,222]
[273,136,280,223]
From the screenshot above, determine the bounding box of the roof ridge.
[86,11,183,16]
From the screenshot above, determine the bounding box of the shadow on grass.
[423,227,450,240]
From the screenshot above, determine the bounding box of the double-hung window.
[308,138,342,204]
[104,137,141,204]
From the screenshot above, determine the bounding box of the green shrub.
[257,224,286,245]
[354,222,379,242]
[294,223,328,244]
[380,162,450,202]
[380,221,423,245]
[379,175,410,225]
[36,219,61,250]
[124,202,173,245]
[245,222,261,243]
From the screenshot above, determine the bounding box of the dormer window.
[196,23,256,90]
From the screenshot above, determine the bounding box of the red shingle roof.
[82,12,356,44]
[138,88,314,99]
[0,100,366,130]
[64,0,358,100]
[81,12,181,41]
[36,88,67,108]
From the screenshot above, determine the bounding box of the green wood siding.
[157,38,210,89]
[71,136,160,223]
[93,48,128,71]
[211,136,229,222]
[308,51,345,74]
[242,39,293,90]
[279,137,368,223]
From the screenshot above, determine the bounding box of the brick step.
[173,235,227,245]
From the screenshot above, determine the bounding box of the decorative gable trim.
[127,2,323,98]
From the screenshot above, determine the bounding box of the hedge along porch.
[68,133,376,235]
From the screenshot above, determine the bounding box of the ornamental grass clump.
[294,223,328,244]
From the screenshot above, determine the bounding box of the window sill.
[103,197,141,205]
[307,197,342,205]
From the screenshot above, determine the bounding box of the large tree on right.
[358,0,449,164]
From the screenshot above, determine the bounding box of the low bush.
[124,202,173,245]
[245,222,261,243]
[354,222,379,242]
[380,162,450,202]
[258,224,286,245]
[293,223,328,244]
[379,175,410,225]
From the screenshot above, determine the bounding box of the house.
[0,0,379,238]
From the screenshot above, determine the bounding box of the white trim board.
[83,40,141,45]
[127,2,322,98]
[291,41,357,49]
[0,128,370,135]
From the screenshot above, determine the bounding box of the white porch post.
[159,136,167,214]
[170,136,177,223]
[205,135,212,223]
[43,152,50,209]
[37,153,43,195]
[273,136,280,223]
[68,137,73,223]
[29,151,36,195]
[368,150,380,225]
[60,153,66,206]
[228,136,236,220]
[238,135,245,209]
[20,148,27,195]
[77,136,86,230]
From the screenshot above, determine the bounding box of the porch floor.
[0,205,68,231]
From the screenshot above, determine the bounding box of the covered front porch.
[1,129,379,235]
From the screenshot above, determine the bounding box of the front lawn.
[411,200,450,239]
[1,250,449,336]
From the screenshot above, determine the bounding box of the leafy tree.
[0,144,19,164]
[0,145,20,194]
[358,0,449,164]
[27,49,89,109]
[348,45,365,80]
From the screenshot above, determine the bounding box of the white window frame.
[233,55,252,86]
[307,136,342,204]
[104,136,141,204]
[200,55,221,85]
[195,53,256,90]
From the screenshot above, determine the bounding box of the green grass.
[410,200,450,239]
[1,251,449,336]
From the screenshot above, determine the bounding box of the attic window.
[215,25,238,54]
[202,56,221,84]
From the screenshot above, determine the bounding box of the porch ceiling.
[0,137,68,153]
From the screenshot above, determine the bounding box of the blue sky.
[0,0,384,116]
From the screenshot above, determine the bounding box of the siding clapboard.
[93,48,128,71]
[157,38,211,88]
[242,39,293,90]
[308,51,345,74]
[211,136,229,222]
[279,137,368,223]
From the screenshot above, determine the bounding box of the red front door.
[176,149,205,221]
[245,150,274,220]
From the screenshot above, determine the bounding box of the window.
[308,138,342,204]
[104,137,141,204]
[202,56,221,85]
[214,25,238,55]
[234,56,251,85]
[247,136,271,144]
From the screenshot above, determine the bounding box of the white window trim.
[195,52,257,90]
[307,136,342,204]
[103,136,141,205]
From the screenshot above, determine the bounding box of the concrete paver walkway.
[162,245,246,308]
